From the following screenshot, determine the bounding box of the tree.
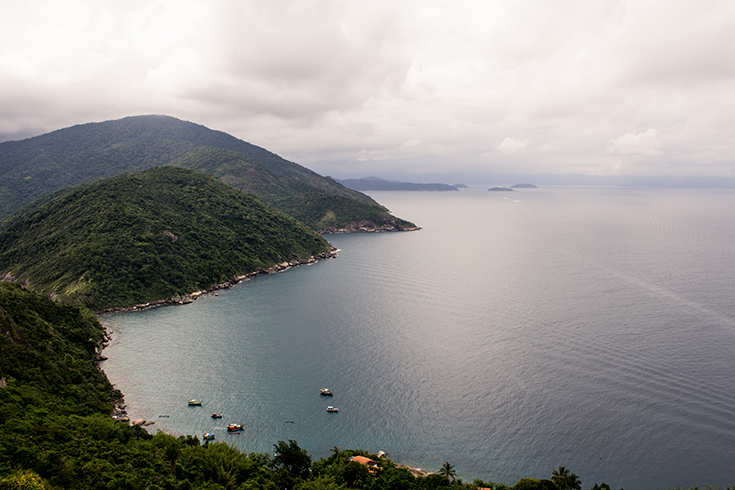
[512,478,556,490]
[273,440,312,480]
[163,438,183,477]
[590,484,612,490]
[438,462,457,482]
[550,467,581,490]
[419,474,453,490]
[295,475,349,490]
[0,470,51,490]
[341,460,369,488]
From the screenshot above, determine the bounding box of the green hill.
[0,283,116,417]
[0,166,332,311]
[0,115,416,231]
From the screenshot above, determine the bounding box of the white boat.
[188,399,202,406]
[320,388,334,396]
[326,406,339,412]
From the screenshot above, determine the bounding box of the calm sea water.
[101,186,735,490]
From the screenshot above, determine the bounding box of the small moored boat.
[326,406,339,412]
[188,399,203,406]
[203,433,215,441]
[211,413,223,419]
[320,388,334,396]
[227,423,243,432]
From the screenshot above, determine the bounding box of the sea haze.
[101,186,735,490]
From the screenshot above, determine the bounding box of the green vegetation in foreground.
[0,283,589,490]
[0,282,724,489]
[0,166,330,311]
[0,115,416,231]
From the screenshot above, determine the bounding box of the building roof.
[350,456,377,466]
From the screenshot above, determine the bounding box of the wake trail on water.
[546,245,735,434]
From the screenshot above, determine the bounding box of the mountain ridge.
[0,115,416,231]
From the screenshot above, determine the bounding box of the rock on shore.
[98,247,340,314]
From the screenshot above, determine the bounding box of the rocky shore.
[101,248,336,424]
[319,220,421,234]
[96,247,339,315]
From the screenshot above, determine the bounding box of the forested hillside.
[0,115,416,231]
[0,167,332,311]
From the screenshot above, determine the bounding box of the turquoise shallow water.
[101,186,735,490]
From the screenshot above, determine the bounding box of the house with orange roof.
[350,456,380,473]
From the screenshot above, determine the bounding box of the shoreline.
[98,229,436,479]
[100,246,338,424]
[96,246,339,315]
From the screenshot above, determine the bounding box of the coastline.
[95,246,339,315]
[99,246,339,424]
[95,222,422,315]
[98,227,432,478]
[318,221,421,234]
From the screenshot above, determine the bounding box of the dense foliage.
[0,283,116,417]
[0,167,330,311]
[166,146,416,232]
[0,115,415,231]
[0,282,718,489]
[273,192,416,232]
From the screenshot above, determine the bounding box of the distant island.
[488,183,538,192]
[337,176,459,191]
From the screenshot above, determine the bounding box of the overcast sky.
[2,0,735,184]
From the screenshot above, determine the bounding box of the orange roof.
[350,456,377,466]
[350,456,380,473]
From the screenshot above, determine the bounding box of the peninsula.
[0,167,335,312]
[0,115,416,232]
[337,176,459,191]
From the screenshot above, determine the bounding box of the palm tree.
[163,439,182,477]
[439,461,457,482]
[551,466,581,490]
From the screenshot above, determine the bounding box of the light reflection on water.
[102,186,735,490]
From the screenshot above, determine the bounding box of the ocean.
[101,186,735,490]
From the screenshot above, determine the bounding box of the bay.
[101,186,735,490]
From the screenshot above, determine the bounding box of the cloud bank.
[2,0,735,183]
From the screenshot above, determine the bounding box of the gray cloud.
[2,0,735,183]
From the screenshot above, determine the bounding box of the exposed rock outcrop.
[321,220,421,234]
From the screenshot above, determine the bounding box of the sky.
[2,0,735,185]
